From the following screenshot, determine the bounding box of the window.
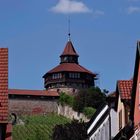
[52,73,62,79]
[119,110,122,130]
[64,56,68,61]
[69,73,80,79]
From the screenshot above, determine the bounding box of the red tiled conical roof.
[43,63,96,77]
[60,41,79,57]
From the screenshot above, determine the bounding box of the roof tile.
[8,89,59,97]
[46,63,96,76]
[0,48,8,123]
[60,41,79,56]
[118,80,133,100]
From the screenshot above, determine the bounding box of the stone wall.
[58,105,89,122]
[49,87,79,95]
[9,98,58,116]
[9,98,89,122]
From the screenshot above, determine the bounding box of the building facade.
[129,41,140,139]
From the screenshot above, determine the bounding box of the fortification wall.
[9,98,58,116]
[9,98,89,122]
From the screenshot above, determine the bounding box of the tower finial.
[68,15,71,41]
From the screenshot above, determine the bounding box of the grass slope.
[13,114,71,140]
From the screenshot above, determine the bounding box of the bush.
[59,92,74,107]
[83,107,96,118]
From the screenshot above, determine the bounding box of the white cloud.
[50,0,92,14]
[127,6,140,14]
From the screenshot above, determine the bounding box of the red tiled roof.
[8,89,59,97]
[0,48,8,123]
[118,80,133,100]
[46,63,96,76]
[60,41,79,56]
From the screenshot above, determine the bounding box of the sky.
[0,0,140,92]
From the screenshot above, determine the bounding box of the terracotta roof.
[8,89,59,97]
[118,80,133,100]
[0,48,8,123]
[60,41,79,57]
[45,63,96,77]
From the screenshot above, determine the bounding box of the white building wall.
[117,94,126,128]
[89,116,110,140]
[110,108,118,138]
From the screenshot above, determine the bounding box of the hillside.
[13,114,71,140]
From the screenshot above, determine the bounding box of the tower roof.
[43,63,96,78]
[60,41,79,57]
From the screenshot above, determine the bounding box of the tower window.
[52,73,62,79]
[69,73,80,79]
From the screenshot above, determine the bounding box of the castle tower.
[43,40,96,95]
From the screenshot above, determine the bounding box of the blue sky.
[0,0,140,92]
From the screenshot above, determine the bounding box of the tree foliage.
[59,87,106,117]
[83,107,96,119]
[73,87,106,112]
[59,92,74,107]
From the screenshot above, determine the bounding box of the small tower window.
[69,73,80,79]
[52,73,62,79]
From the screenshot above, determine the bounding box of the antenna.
[68,15,71,41]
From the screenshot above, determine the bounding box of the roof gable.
[87,104,109,136]
[130,41,140,127]
[113,80,132,111]
[0,48,8,123]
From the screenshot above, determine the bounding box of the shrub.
[83,107,96,119]
[59,92,74,107]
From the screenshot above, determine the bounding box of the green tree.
[73,87,106,112]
